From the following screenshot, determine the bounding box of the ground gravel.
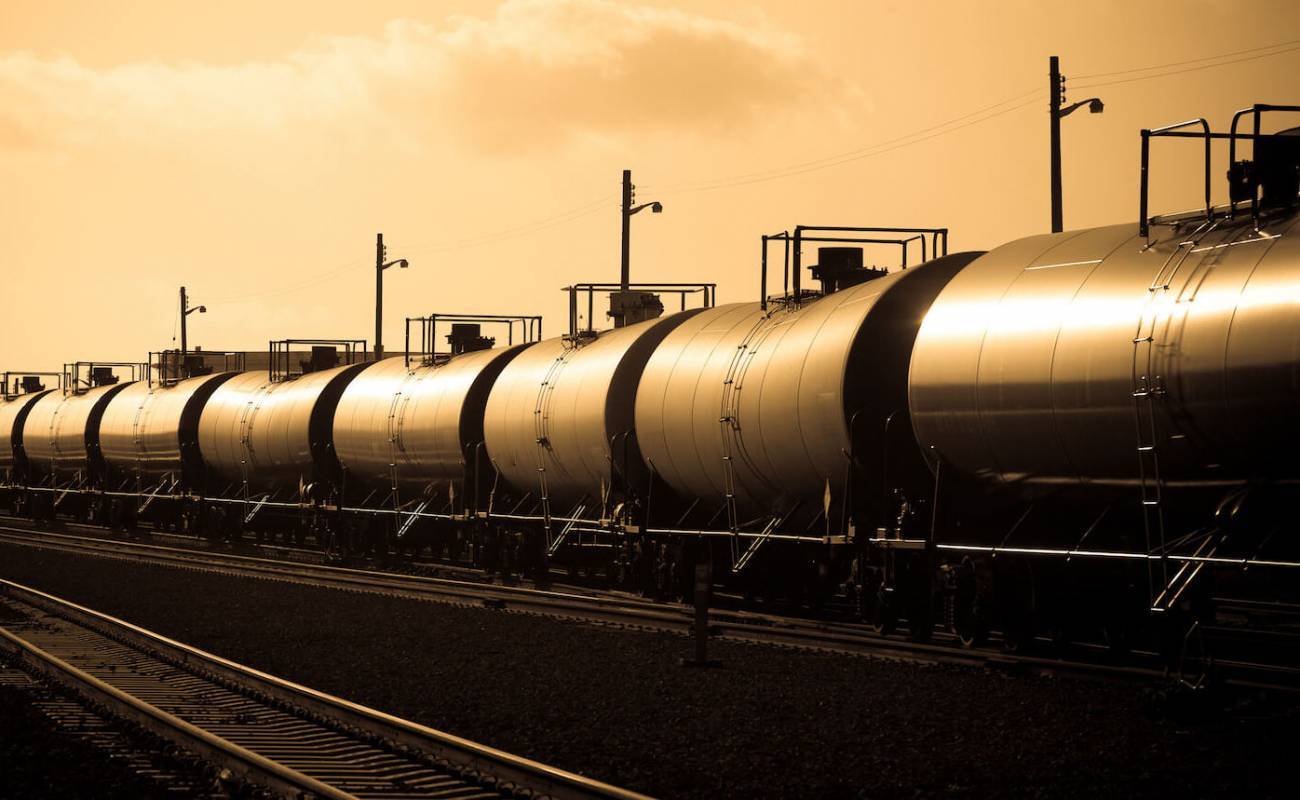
[0,543,1293,799]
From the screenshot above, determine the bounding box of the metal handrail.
[762,225,949,309]
[1139,118,1212,241]
[1229,103,1300,228]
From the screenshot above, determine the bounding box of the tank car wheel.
[956,615,988,648]
[1000,617,1034,653]
[1102,621,1132,655]
[870,586,898,636]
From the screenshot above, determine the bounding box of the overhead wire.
[1072,37,1300,80]
[211,35,1300,300]
[1073,43,1300,90]
[644,86,1045,193]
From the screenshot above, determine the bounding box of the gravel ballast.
[0,542,1293,799]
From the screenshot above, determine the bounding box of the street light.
[374,232,409,361]
[1049,55,1104,233]
[180,285,206,375]
[620,169,663,290]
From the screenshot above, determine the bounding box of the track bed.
[2,542,1296,799]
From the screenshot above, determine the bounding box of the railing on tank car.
[149,349,246,387]
[759,226,949,311]
[62,362,147,395]
[1,371,63,401]
[562,282,716,339]
[1139,103,1300,243]
[404,314,543,368]
[267,339,368,382]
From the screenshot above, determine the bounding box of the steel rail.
[0,623,355,800]
[2,522,1298,692]
[0,578,652,800]
[0,524,1179,682]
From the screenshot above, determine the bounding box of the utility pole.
[1048,55,1105,234]
[374,233,410,362]
[179,286,206,379]
[619,169,663,291]
[620,169,633,290]
[375,233,385,360]
[180,286,189,361]
[1050,55,1063,234]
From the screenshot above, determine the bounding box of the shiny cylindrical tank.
[197,364,367,493]
[484,312,702,510]
[98,372,236,484]
[22,382,135,483]
[333,346,528,493]
[636,254,976,520]
[909,213,1300,492]
[0,390,54,482]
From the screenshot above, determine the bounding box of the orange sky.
[2,0,1298,368]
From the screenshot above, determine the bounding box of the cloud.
[0,0,858,156]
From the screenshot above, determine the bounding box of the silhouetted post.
[374,234,410,362]
[682,542,721,668]
[179,286,206,380]
[1050,55,1063,233]
[180,286,189,364]
[375,233,385,360]
[620,169,632,290]
[619,170,663,292]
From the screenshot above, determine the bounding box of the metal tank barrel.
[197,364,367,495]
[483,311,702,512]
[22,382,136,484]
[635,253,976,524]
[908,213,1300,493]
[0,389,55,482]
[98,372,236,486]
[333,345,528,498]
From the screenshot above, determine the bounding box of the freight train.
[3,104,1299,655]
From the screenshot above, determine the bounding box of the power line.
[660,96,1043,197]
[393,194,617,254]
[1072,37,1300,80]
[651,36,1300,198]
[204,35,1300,302]
[206,257,369,304]
[1074,43,1300,90]
[645,86,1045,193]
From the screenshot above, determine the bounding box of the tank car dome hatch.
[0,388,55,482]
[483,310,704,511]
[98,372,237,486]
[909,212,1300,495]
[333,344,530,495]
[22,381,136,484]
[196,362,368,495]
[635,252,979,526]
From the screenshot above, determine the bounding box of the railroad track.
[0,578,649,800]
[2,521,1297,692]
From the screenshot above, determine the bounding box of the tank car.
[333,342,530,556]
[197,363,367,498]
[482,309,702,577]
[19,366,139,523]
[99,372,236,488]
[910,218,1300,495]
[93,371,237,529]
[0,377,55,485]
[892,109,1300,647]
[485,312,701,511]
[23,381,134,487]
[637,251,977,530]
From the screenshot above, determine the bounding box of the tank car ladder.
[1131,219,1217,612]
[136,474,178,515]
[718,310,786,572]
[534,346,576,547]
